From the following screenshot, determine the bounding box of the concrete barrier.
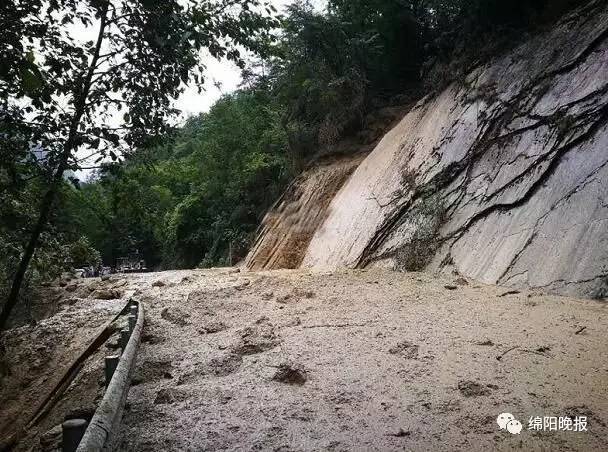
[76,301,144,451]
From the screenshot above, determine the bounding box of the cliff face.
[245,153,366,270]
[247,1,608,298]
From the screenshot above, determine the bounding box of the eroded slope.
[301,1,608,297]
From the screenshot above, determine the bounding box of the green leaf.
[21,68,43,93]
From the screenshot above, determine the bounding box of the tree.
[70,87,288,270]
[0,0,278,329]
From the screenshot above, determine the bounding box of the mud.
[106,268,608,451]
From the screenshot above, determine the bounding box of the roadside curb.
[77,300,144,451]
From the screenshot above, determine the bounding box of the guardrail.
[73,300,144,452]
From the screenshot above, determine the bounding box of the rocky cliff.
[245,153,366,270]
[247,1,608,298]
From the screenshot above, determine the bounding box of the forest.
[0,0,589,327]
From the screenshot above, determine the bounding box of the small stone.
[388,428,411,437]
[272,364,307,386]
[276,294,291,304]
[444,284,458,290]
[152,280,166,287]
[65,297,79,306]
[458,380,491,397]
[89,289,122,300]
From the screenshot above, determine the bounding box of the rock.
[243,154,366,271]
[457,381,492,397]
[246,4,608,300]
[101,275,111,281]
[89,289,122,300]
[65,283,78,292]
[454,277,469,286]
[387,428,411,437]
[444,285,458,291]
[272,363,307,386]
[152,280,166,287]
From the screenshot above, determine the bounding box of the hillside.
[246,0,608,299]
[2,1,608,451]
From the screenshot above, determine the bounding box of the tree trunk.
[0,2,109,330]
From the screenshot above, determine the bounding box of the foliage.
[1,0,593,326]
[0,180,89,300]
[68,236,102,268]
[0,0,279,328]
[423,0,592,88]
[68,88,288,269]
[266,1,428,162]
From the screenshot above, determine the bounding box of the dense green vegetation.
[69,88,288,269]
[1,0,592,324]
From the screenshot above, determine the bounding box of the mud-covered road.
[108,268,607,451]
[1,268,606,451]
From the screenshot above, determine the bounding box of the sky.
[69,0,326,178]
[175,0,327,119]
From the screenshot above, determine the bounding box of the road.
[109,268,608,451]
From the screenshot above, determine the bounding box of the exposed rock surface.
[247,1,608,298]
[245,153,366,270]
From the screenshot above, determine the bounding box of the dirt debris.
[271,363,307,386]
[3,267,606,451]
[109,268,608,451]
[458,380,493,397]
[160,307,190,326]
[388,340,419,359]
